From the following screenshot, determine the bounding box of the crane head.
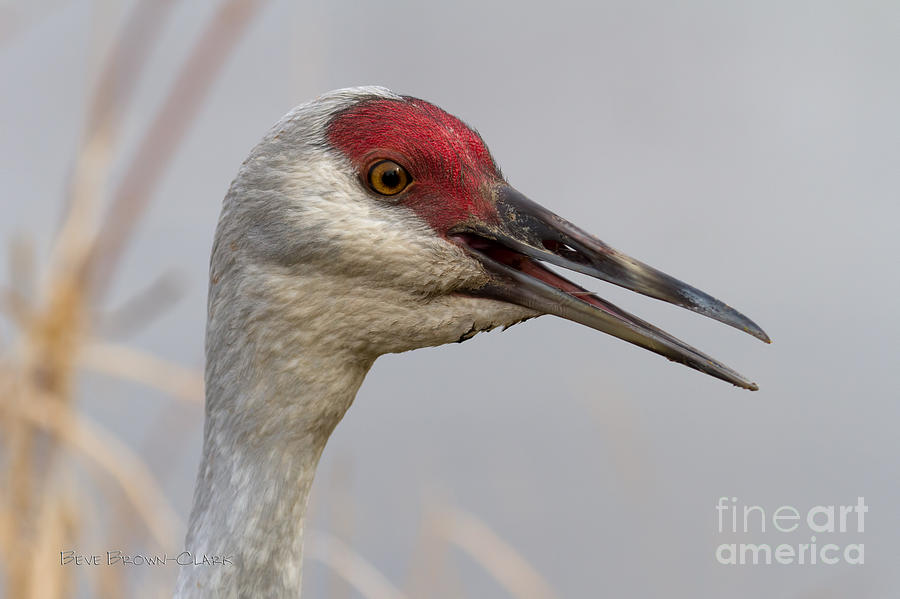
[216,87,768,390]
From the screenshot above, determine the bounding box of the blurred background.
[1,1,897,597]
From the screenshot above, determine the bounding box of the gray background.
[2,1,898,596]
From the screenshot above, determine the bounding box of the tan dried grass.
[1,2,564,597]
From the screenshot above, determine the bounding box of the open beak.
[451,186,770,390]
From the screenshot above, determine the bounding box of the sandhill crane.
[174,86,768,598]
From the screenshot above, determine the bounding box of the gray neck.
[175,324,373,597]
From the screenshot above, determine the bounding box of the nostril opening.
[543,239,586,263]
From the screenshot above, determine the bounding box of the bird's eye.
[367,160,411,196]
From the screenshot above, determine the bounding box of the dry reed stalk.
[0,1,184,587]
[430,506,560,599]
[2,386,182,550]
[26,477,78,599]
[306,530,409,599]
[57,0,179,260]
[94,271,185,338]
[2,264,88,598]
[79,341,204,403]
[405,499,466,599]
[325,456,357,599]
[2,1,569,596]
[0,1,267,597]
[88,0,268,298]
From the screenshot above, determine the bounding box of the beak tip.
[738,320,770,344]
[753,329,772,344]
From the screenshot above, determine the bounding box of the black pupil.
[380,166,401,189]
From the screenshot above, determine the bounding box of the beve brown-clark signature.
[60,550,232,567]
